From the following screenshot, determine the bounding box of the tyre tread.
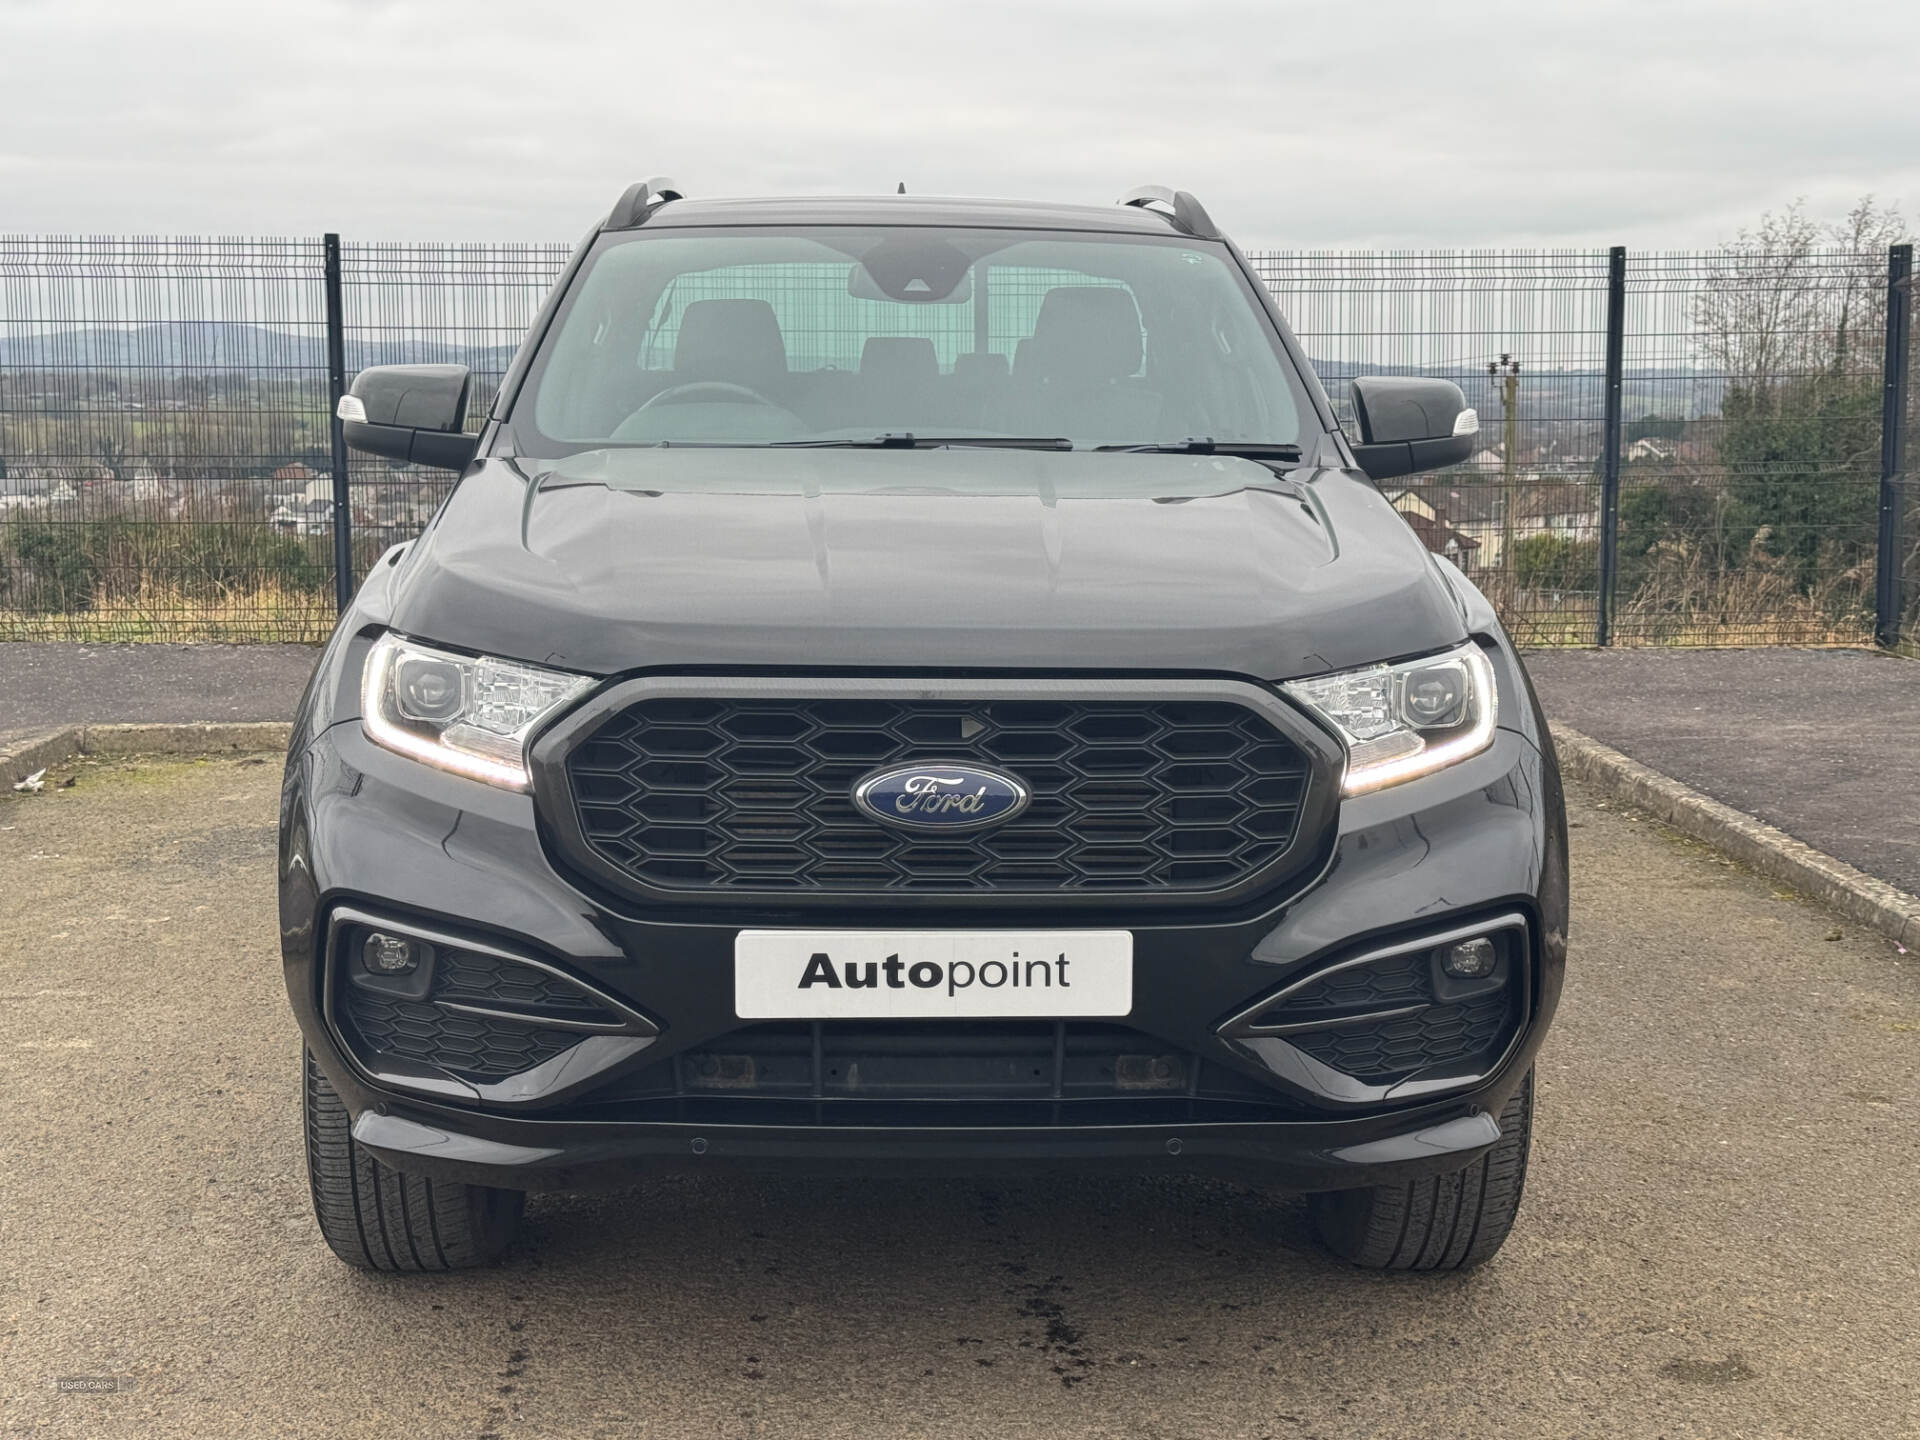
[1310,1069,1534,1272]
[302,1050,521,1272]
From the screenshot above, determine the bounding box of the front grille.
[560,694,1314,897]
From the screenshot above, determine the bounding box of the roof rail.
[605,176,684,230]
[1117,186,1220,242]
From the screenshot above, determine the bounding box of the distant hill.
[0,322,522,374]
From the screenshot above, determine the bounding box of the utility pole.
[1489,354,1521,576]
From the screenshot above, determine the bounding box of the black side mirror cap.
[1347,375,1477,481]
[338,364,479,472]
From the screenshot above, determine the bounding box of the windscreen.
[519,226,1309,452]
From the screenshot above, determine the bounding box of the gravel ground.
[1526,647,1920,896]
[3,755,1919,1439]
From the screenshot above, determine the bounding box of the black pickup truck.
[282,182,1567,1272]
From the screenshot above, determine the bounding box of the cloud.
[2,0,1914,246]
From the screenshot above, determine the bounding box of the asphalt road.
[1526,647,1920,897]
[3,755,1919,1439]
[0,643,317,743]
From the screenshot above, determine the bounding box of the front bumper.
[346,1095,1512,1195]
[280,693,1567,1194]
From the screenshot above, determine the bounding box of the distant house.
[273,462,322,490]
[1626,436,1676,464]
[270,496,336,536]
[1384,488,1482,566]
[1512,480,1596,539]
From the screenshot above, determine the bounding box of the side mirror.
[1348,376,1477,481]
[337,364,479,471]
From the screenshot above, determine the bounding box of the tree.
[1685,196,1911,590]
[1627,414,1685,444]
[1693,197,1908,394]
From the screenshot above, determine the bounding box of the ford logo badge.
[851,761,1032,832]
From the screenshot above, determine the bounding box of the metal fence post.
[1876,243,1913,649]
[1595,246,1627,646]
[323,233,352,613]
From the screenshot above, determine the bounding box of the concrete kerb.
[5,717,1913,950]
[1552,723,1919,950]
[1,722,292,790]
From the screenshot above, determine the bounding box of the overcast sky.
[3,0,1915,248]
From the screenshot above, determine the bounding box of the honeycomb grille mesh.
[1286,995,1511,1085]
[562,695,1312,895]
[344,992,577,1079]
[1272,950,1427,1015]
[435,950,612,1019]
[340,943,618,1082]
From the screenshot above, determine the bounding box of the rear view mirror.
[338,364,479,471]
[1348,376,1477,481]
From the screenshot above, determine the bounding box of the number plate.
[734,930,1133,1020]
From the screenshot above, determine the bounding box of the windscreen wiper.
[1095,438,1304,461]
[770,433,1074,450]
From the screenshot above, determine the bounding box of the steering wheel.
[637,381,782,410]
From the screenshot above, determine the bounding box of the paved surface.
[0,644,317,743]
[1527,648,1920,897]
[4,642,1915,901]
[4,756,1919,1439]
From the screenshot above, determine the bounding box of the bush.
[1,517,332,613]
[1511,533,1598,593]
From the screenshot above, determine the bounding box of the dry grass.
[1472,530,1880,648]
[1609,531,1875,646]
[0,577,334,643]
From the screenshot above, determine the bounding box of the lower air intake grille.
[343,990,578,1080]
[336,931,627,1083]
[1285,995,1512,1086]
[1225,917,1529,1093]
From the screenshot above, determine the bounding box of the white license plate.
[734,930,1133,1020]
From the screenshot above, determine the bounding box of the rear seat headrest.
[953,351,1009,379]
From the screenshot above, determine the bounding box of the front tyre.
[1310,1068,1533,1271]
[302,1049,524,1272]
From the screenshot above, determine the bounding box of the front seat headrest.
[1019,287,1143,385]
[673,298,788,391]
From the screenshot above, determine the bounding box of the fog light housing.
[363,932,423,975]
[1439,936,1497,979]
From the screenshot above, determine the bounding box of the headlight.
[1283,642,1497,795]
[361,633,592,791]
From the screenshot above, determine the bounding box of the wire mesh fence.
[1611,249,1891,645]
[0,232,1910,647]
[1250,249,1613,646]
[335,240,574,596]
[0,235,335,640]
